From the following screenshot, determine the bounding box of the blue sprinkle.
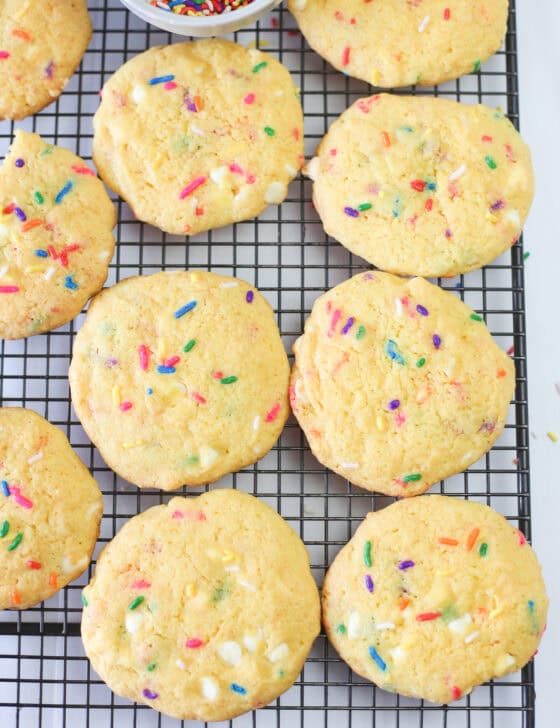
[426,182,436,191]
[64,275,78,290]
[528,600,535,613]
[385,340,406,366]
[55,180,74,204]
[35,249,48,258]
[1,480,9,497]
[392,198,401,218]
[147,388,153,395]
[174,300,197,319]
[157,365,176,374]
[230,683,247,695]
[148,74,175,85]
[368,646,387,672]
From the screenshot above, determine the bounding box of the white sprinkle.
[264,181,287,205]
[465,631,479,644]
[131,85,145,104]
[253,415,261,431]
[448,614,472,635]
[44,266,56,281]
[238,579,257,592]
[395,297,403,317]
[243,634,259,653]
[347,611,363,639]
[341,462,359,469]
[0,264,8,279]
[217,641,242,665]
[201,677,219,701]
[390,647,406,662]
[210,165,229,187]
[418,15,430,32]
[268,643,290,663]
[449,164,467,181]
[98,250,111,260]
[125,611,143,634]
[224,565,240,572]
[190,124,205,136]
[27,451,43,465]
[376,622,395,631]
[505,209,521,227]
[285,163,297,176]
[220,281,238,288]
[176,659,186,670]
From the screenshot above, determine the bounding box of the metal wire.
[0,1,534,726]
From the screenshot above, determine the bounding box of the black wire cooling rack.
[0,1,535,726]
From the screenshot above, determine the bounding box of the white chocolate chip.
[291,0,307,9]
[210,166,229,187]
[448,614,472,635]
[264,181,287,205]
[217,641,242,665]
[347,611,363,639]
[131,85,146,104]
[390,647,407,662]
[201,677,219,701]
[176,659,186,670]
[304,157,320,181]
[199,446,219,467]
[125,611,143,634]
[505,209,521,227]
[253,415,261,431]
[267,643,289,663]
[243,634,259,653]
[395,297,403,317]
[285,163,298,177]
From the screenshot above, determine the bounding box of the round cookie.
[0,130,116,339]
[69,271,290,491]
[305,94,534,277]
[0,0,91,120]
[289,0,508,89]
[81,488,320,721]
[290,271,515,496]
[322,495,548,704]
[93,39,304,236]
[0,407,103,610]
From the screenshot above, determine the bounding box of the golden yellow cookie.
[0,130,116,339]
[290,271,515,496]
[93,39,304,236]
[81,488,320,721]
[323,496,548,704]
[69,271,290,491]
[305,94,534,277]
[289,0,508,88]
[0,0,91,120]
[0,407,103,610]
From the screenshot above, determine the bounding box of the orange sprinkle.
[438,537,459,546]
[497,368,507,378]
[12,590,21,606]
[194,95,203,111]
[398,598,410,611]
[381,131,391,147]
[466,528,480,551]
[21,218,42,233]
[49,573,58,589]
[12,29,30,41]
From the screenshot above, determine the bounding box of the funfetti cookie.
[81,488,320,721]
[290,271,515,496]
[0,130,116,340]
[289,0,509,88]
[305,94,534,277]
[0,0,91,120]
[0,407,103,610]
[93,39,304,236]
[322,496,548,704]
[69,271,290,491]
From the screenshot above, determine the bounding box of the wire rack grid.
[0,1,535,727]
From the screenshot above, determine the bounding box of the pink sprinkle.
[265,402,281,423]
[71,165,95,176]
[179,176,206,199]
[0,51,10,59]
[191,391,207,404]
[229,163,243,175]
[244,93,255,104]
[120,402,133,412]
[394,411,406,427]
[518,529,527,546]
[481,135,493,143]
[185,638,205,649]
[328,309,342,337]
[0,286,19,293]
[9,486,33,509]
[131,580,152,589]
[246,173,256,184]
[172,510,206,521]
[164,355,180,368]
[138,344,150,371]
[164,81,177,90]
[213,370,224,379]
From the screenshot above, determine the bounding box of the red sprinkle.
[71,164,95,176]
[26,560,42,570]
[131,579,151,589]
[451,686,462,700]
[416,612,442,622]
[342,46,351,66]
[518,529,527,545]
[191,392,207,404]
[443,8,451,20]
[425,198,433,212]
[265,402,281,423]
[481,135,493,142]
[185,638,205,649]
[411,179,426,192]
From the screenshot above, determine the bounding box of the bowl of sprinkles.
[120,0,282,36]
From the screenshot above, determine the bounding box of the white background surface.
[518,4,559,725]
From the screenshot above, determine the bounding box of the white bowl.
[120,0,282,37]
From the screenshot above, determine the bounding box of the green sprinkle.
[416,357,426,368]
[264,127,275,137]
[33,191,44,205]
[183,339,196,353]
[470,313,484,322]
[402,473,422,483]
[7,532,22,551]
[523,251,530,260]
[473,60,481,73]
[129,596,145,611]
[364,540,372,568]
[81,593,88,607]
[252,61,268,73]
[356,325,366,340]
[186,455,199,465]
[38,145,54,158]
[479,542,488,557]
[336,624,346,635]
[147,663,157,672]
[220,376,238,385]
[485,155,497,170]
[212,582,229,603]
[441,605,460,623]
[278,670,285,678]
[0,520,9,538]
[358,203,372,212]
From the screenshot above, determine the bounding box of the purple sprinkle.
[445,229,453,238]
[388,399,400,410]
[45,61,54,80]
[344,206,359,218]
[398,560,415,570]
[246,290,254,303]
[416,304,429,316]
[15,158,24,168]
[105,358,118,368]
[433,334,441,349]
[341,317,354,335]
[184,93,197,112]
[491,200,505,211]
[14,207,26,222]
[363,272,375,280]
[365,574,374,593]
[143,689,158,700]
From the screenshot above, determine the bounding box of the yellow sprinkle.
[157,339,167,360]
[190,272,200,282]
[122,440,145,449]
[112,385,121,407]
[547,431,558,443]
[371,70,380,84]
[378,190,385,199]
[486,212,499,224]
[489,607,503,620]
[185,583,197,598]
[376,415,387,432]
[222,550,237,563]
[25,265,44,274]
